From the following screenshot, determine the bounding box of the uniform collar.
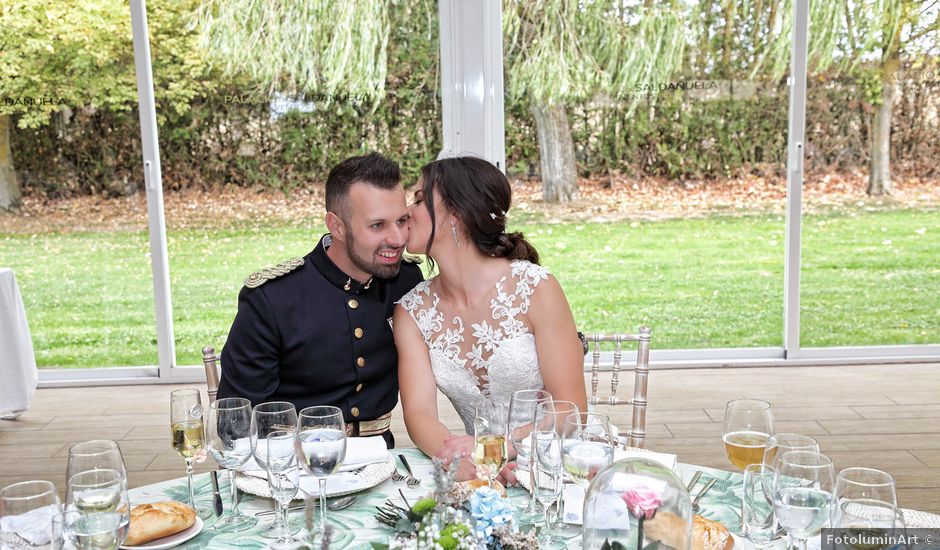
[311,234,376,295]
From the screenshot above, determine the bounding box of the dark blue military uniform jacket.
[217,234,423,447]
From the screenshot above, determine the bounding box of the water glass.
[169,388,209,519]
[743,463,776,548]
[1,480,61,549]
[206,397,257,531]
[532,400,579,541]
[296,406,346,538]
[561,412,615,485]
[772,450,835,550]
[723,399,774,470]
[508,389,552,518]
[52,509,128,550]
[762,433,819,468]
[832,468,897,533]
[266,430,300,548]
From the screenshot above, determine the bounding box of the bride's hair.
[418,156,540,265]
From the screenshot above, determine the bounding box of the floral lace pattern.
[398,260,549,433]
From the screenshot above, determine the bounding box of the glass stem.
[279,495,289,540]
[542,502,553,542]
[228,468,239,516]
[318,477,328,533]
[185,460,196,509]
[797,536,808,550]
[528,466,537,509]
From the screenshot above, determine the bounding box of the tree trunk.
[868,54,899,196]
[532,102,579,202]
[0,114,21,211]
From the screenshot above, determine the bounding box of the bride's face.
[407,180,448,255]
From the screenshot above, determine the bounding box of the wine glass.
[762,433,819,468]
[66,440,126,487]
[831,468,897,534]
[170,388,210,519]
[265,430,301,548]
[723,399,775,469]
[1,480,61,549]
[533,422,564,547]
[561,412,615,485]
[772,450,835,550]
[206,397,257,531]
[295,406,346,538]
[742,463,776,548]
[250,402,299,539]
[532,399,579,540]
[64,440,131,549]
[508,389,552,519]
[471,399,508,489]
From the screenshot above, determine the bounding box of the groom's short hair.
[325,152,401,220]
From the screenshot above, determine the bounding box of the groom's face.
[337,182,410,280]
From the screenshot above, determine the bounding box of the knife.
[210,470,223,517]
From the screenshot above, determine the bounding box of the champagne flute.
[723,399,775,469]
[206,397,257,531]
[1,480,61,549]
[561,412,615,485]
[772,450,835,550]
[250,401,298,539]
[508,389,552,519]
[762,433,820,468]
[532,399,579,540]
[533,424,564,547]
[266,430,300,548]
[831,468,897,537]
[295,406,346,538]
[169,388,210,519]
[472,399,508,489]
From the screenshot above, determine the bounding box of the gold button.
[355,383,363,392]
[357,357,366,368]
[347,299,359,309]
[354,327,363,339]
[351,407,360,418]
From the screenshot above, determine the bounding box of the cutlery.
[686,470,703,493]
[254,495,357,517]
[397,454,421,487]
[210,471,223,517]
[691,478,717,513]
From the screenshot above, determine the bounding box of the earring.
[450,220,461,248]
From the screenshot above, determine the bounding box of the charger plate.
[236,453,395,500]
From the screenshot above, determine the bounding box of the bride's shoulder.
[397,277,438,311]
[509,260,551,286]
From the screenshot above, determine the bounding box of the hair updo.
[419,156,540,265]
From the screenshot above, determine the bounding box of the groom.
[217,152,423,447]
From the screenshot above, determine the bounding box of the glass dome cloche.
[582,457,693,550]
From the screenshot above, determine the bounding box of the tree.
[0,0,215,207]
[503,1,685,202]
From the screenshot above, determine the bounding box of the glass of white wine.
[296,406,346,539]
[472,399,508,489]
[170,388,209,519]
[772,450,835,550]
[723,399,774,470]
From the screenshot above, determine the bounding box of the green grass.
[1,209,937,368]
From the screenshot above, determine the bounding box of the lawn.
[1,208,937,368]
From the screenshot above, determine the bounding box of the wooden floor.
[2,363,939,512]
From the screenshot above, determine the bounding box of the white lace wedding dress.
[398,260,549,434]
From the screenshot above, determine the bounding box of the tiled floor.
[2,363,939,512]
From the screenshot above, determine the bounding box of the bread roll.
[640,513,732,550]
[124,501,196,546]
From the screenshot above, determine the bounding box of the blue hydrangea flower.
[469,487,514,544]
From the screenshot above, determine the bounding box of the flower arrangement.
[372,456,537,550]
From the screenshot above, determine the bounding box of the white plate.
[236,453,395,500]
[120,516,203,549]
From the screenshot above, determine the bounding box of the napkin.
[0,503,59,546]
[240,435,389,474]
[613,448,678,472]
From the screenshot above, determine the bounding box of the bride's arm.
[529,275,589,413]
[392,304,453,457]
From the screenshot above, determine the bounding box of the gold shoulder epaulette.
[244,257,304,289]
[402,254,424,265]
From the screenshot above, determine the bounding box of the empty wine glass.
[295,406,346,538]
[533,423,564,547]
[170,388,210,519]
[723,399,774,469]
[532,399,579,541]
[762,433,819,468]
[772,450,835,550]
[266,430,300,549]
[562,412,615,485]
[66,441,126,487]
[1,480,61,549]
[831,468,897,534]
[508,389,552,519]
[743,463,776,548]
[250,402,299,540]
[472,400,508,489]
[206,397,257,531]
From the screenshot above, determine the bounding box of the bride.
[393,156,588,482]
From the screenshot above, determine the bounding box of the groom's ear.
[325,211,347,242]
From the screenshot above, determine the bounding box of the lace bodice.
[398,260,549,433]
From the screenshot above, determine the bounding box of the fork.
[397,454,421,486]
[691,478,717,513]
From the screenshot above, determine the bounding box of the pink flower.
[621,484,662,520]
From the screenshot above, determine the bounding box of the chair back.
[202,346,221,403]
[583,327,651,449]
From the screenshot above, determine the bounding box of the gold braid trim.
[244,257,304,288]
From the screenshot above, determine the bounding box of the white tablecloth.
[0,268,37,419]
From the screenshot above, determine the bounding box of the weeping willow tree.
[504,1,686,202]
[193,0,390,108]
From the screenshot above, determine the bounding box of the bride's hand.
[497,461,519,487]
[434,434,474,463]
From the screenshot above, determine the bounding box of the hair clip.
[489,212,497,219]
